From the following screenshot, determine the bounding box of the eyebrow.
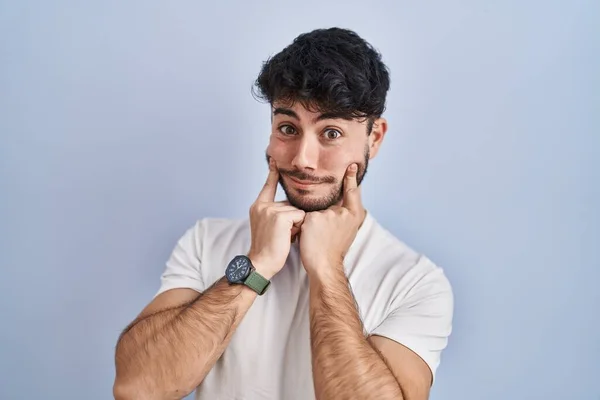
[272,107,351,123]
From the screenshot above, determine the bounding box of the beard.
[265,146,369,212]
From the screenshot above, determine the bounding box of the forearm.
[114,277,257,400]
[308,267,403,400]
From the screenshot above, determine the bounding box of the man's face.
[265,102,385,212]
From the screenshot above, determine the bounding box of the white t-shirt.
[156,211,454,400]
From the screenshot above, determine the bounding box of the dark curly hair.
[252,27,390,134]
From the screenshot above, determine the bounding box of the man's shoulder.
[354,216,453,333]
[189,216,251,248]
[358,214,451,291]
[195,216,250,232]
[358,214,421,267]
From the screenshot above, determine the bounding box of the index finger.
[342,163,361,212]
[257,157,279,202]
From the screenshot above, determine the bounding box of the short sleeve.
[369,261,454,382]
[154,220,207,297]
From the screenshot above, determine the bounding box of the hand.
[248,158,306,279]
[299,163,365,279]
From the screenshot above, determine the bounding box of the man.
[113,27,453,400]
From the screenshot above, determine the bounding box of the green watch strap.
[244,270,271,295]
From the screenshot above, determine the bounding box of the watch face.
[226,255,251,283]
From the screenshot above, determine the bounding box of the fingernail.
[350,163,357,172]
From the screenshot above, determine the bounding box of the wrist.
[306,260,344,286]
[246,253,276,280]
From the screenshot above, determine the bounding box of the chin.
[286,190,342,212]
[288,199,328,212]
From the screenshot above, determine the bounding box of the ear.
[368,117,387,159]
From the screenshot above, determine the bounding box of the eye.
[278,124,297,135]
[323,129,342,140]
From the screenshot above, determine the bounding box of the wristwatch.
[225,255,271,295]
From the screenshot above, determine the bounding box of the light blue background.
[1,1,598,399]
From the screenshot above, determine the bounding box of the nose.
[291,135,319,171]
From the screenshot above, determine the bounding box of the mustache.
[266,153,337,184]
[278,168,336,184]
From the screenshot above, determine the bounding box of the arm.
[308,265,435,400]
[308,265,414,400]
[299,164,405,399]
[114,159,303,400]
[301,164,450,400]
[113,278,258,400]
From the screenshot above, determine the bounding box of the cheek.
[267,136,288,162]
[319,147,359,176]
